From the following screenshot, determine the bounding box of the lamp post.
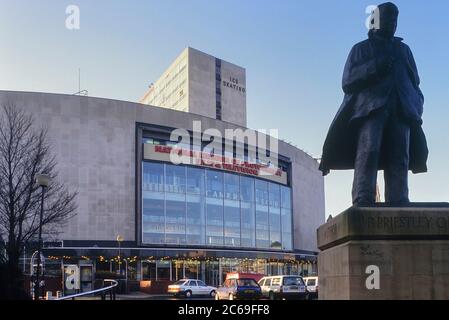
[34,173,50,300]
[116,235,124,276]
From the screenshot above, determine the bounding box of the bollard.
[46,291,53,300]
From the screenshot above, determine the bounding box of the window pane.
[241,201,255,247]
[142,162,164,192]
[142,162,165,244]
[255,180,269,248]
[224,200,240,247]
[165,192,186,245]
[186,167,205,245]
[282,233,292,250]
[142,197,164,244]
[281,207,293,250]
[224,173,239,201]
[206,170,224,198]
[186,167,204,194]
[281,186,292,209]
[240,176,255,247]
[186,195,205,245]
[269,183,281,208]
[269,183,281,249]
[165,165,185,194]
[240,176,254,202]
[224,173,240,247]
[206,170,224,245]
[281,208,292,233]
[156,261,170,281]
[164,165,186,244]
[206,199,223,246]
[283,277,304,286]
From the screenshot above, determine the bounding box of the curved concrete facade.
[0,90,325,252]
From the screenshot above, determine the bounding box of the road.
[144,295,214,300]
[73,292,317,301]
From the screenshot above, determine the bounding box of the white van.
[258,275,307,300]
[303,276,318,299]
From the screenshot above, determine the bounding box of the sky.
[1,0,449,218]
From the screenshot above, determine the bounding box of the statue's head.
[372,2,399,38]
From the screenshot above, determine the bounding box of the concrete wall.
[140,47,247,128]
[139,47,188,111]
[0,90,324,251]
[188,47,216,120]
[220,59,247,127]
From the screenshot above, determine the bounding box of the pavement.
[59,292,317,301]
[70,292,213,300]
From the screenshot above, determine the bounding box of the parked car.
[167,279,217,298]
[304,276,318,299]
[258,275,307,300]
[215,278,262,300]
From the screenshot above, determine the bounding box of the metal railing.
[55,279,118,300]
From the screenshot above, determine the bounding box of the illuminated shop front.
[41,249,316,290]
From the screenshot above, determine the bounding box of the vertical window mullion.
[184,166,187,245]
[223,174,226,246]
[205,169,208,245]
[239,175,242,248]
[163,164,166,245]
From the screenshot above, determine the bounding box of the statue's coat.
[319,32,428,176]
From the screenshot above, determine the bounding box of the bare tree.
[0,103,77,299]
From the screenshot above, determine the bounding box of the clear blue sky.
[1,0,448,217]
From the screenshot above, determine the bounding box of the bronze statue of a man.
[319,2,428,206]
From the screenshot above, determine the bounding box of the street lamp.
[34,173,50,300]
[116,235,124,276]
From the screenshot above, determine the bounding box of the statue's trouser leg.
[383,112,410,204]
[352,109,389,205]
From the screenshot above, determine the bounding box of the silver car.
[167,279,217,298]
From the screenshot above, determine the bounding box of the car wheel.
[210,290,216,298]
[269,291,275,300]
[229,293,234,300]
[215,292,220,300]
[185,290,192,298]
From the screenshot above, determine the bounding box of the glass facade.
[142,161,293,250]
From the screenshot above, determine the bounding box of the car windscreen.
[237,279,258,287]
[283,277,305,286]
[307,279,316,286]
[173,280,187,285]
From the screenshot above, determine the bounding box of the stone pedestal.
[317,205,449,300]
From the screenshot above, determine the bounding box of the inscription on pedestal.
[317,206,449,300]
[318,206,449,250]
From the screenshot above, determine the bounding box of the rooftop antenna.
[73,67,88,96]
